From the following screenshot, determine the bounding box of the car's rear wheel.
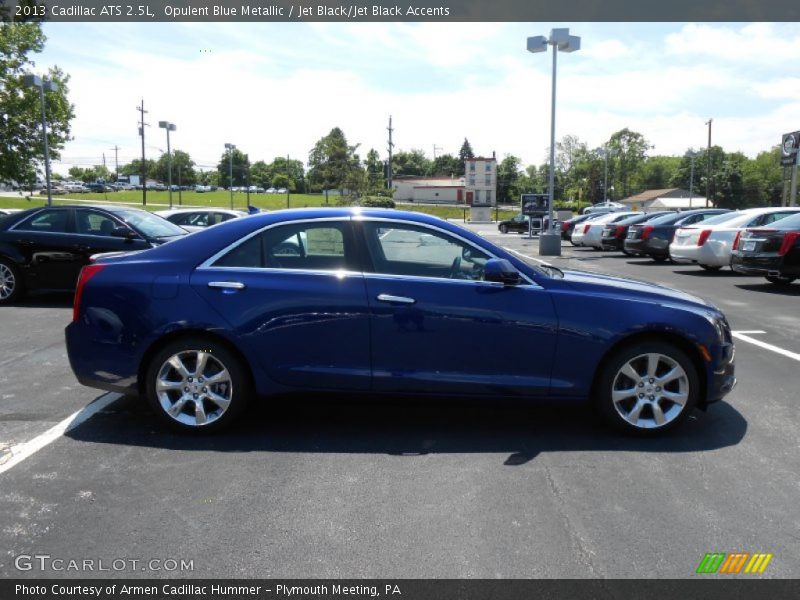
[499,224,508,234]
[765,274,797,285]
[651,254,668,262]
[596,341,698,435]
[145,337,250,432]
[701,264,723,271]
[0,258,24,304]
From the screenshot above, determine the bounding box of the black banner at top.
[2,0,800,22]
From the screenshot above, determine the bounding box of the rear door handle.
[377,293,415,305]
[208,281,246,290]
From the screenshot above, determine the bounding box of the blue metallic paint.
[66,208,735,408]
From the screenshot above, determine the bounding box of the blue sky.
[34,22,800,174]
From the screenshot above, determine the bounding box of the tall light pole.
[158,121,176,208]
[528,28,581,257]
[22,75,58,206]
[705,118,712,207]
[224,143,235,209]
[602,144,615,204]
[687,150,696,208]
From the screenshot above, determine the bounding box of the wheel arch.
[589,330,709,409]
[137,328,258,398]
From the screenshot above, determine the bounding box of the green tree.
[308,127,360,193]
[391,149,431,177]
[457,138,475,175]
[427,153,461,178]
[607,128,651,198]
[217,147,249,188]
[155,149,195,186]
[249,160,271,188]
[0,22,75,185]
[120,158,157,180]
[496,154,522,204]
[365,148,385,192]
[641,155,681,190]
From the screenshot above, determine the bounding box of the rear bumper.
[600,236,623,250]
[731,254,784,275]
[65,321,140,396]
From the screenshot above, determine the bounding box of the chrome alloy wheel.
[155,350,233,427]
[0,262,16,300]
[611,353,689,429]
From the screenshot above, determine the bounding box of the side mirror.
[112,226,138,240]
[484,258,521,286]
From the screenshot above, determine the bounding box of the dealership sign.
[781,131,800,166]
[521,193,549,215]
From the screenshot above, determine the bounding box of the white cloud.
[665,23,800,64]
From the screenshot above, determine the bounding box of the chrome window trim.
[197,216,353,270]
[196,214,541,288]
[8,207,66,233]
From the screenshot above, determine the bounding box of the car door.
[7,208,80,291]
[191,218,371,391]
[73,209,151,263]
[358,219,558,396]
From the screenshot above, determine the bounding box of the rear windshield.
[771,212,800,229]
[113,209,187,238]
[696,212,741,226]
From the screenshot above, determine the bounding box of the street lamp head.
[158,121,176,131]
[43,80,58,93]
[561,35,581,53]
[527,36,547,53]
[22,74,43,88]
[225,143,235,150]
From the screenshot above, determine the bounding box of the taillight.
[614,225,626,238]
[732,230,742,250]
[73,264,105,322]
[697,229,712,246]
[778,231,800,256]
[641,226,654,240]
[561,221,569,232]
[583,224,591,234]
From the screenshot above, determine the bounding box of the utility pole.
[137,99,148,206]
[705,118,712,207]
[111,145,120,180]
[688,151,696,209]
[102,152,106,170]
[387,115,394,190]
[177,165,182,205]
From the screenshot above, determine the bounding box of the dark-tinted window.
[76,210,120,236]
[14,209,69,233]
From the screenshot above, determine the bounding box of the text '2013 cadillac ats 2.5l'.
[66,208,736,435]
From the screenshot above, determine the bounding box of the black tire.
[621,248,635,256]
[595,340,699,436]
[765,274,797,286]
[569,238,580,247]
[499,224,508,234]
[651,254,669,263]
[700,264,723,271]
[145,336,251,433]
[0,258,25,305]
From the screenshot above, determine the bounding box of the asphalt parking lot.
[1,221,799,579]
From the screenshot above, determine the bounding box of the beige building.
[620,188,709,211]
[464,157,497,206]
[390,155,498,207]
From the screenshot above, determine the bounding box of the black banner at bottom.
[3,579,800,600]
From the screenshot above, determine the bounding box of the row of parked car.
[560,206,800,285]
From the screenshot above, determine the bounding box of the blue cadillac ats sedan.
[66,208,736,435]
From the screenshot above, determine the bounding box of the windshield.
[505,247,564,279]
[114,209,187,238]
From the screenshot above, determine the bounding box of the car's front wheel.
[701,264,723,271]
[596,341,699,435]
[499,224,508,234]
[145,337,250,432]
[0,258,24,305]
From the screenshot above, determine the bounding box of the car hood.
[557,269,715,310]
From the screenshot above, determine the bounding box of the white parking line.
[732,331,800,362]
[0,392,122,476]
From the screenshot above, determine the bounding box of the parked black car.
[498,214,550,234]
[624,209,730,262]
[600,211,675,252]
[0,205,187,304]
[731,212,800,285]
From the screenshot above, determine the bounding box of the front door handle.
[208,281,246,290]
[377,293,415,305]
